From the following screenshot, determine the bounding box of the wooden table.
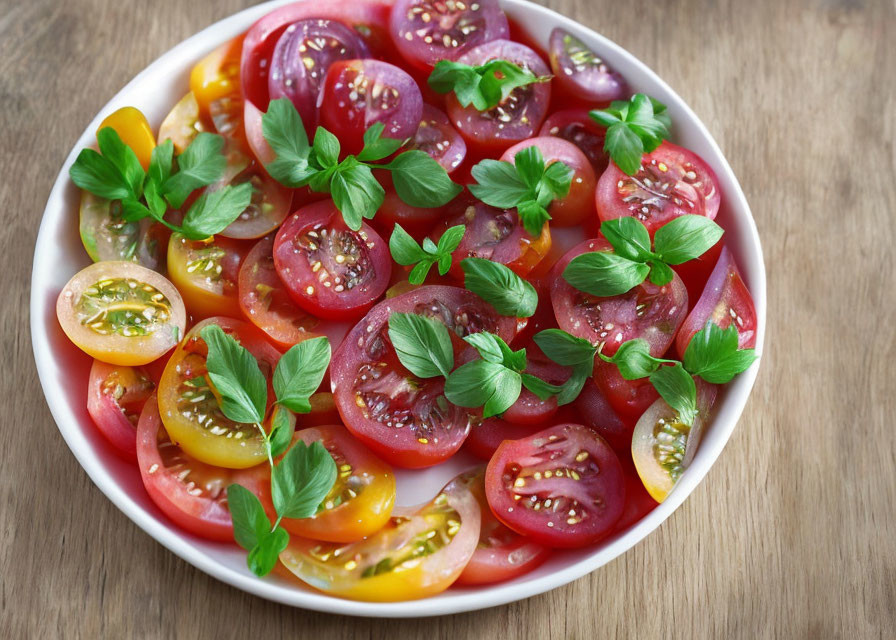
[2,0,894,637]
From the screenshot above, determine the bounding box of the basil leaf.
[428,59,544,111]
[162,132,227,209]
[444,359,522,418]
[590,110,621,128]
[148,139,174,187]
[469,160,530,208]
[517,200,551,237]
[514,146,545,189]
[331,159,384,231]
[591,93,672,176]
[180,182,254,240]
[539,160,574,200]
[273,336,331,413]
[271,440,337,519]
[246,526,290,577]
[312,126,341,168]
[262,98,316,188]
[653,215,724,265]
[649,364,698,426]
[388,312,455,379]
[648,261,675,286]
[463,332,504,364]
[599,338,669,379]
[386,150,462,208]
[389,224,426,266]
[520,373,564,401]
[96,127,145,197]
[533,329,597,367]
[119,197,153,223]
[143,178,167,220]
[555,367,591,405]
[69,148,134,201]
[226,484,272,552]
[422,237,438,254]
[268,405,295,459]
[600,217,653,262]
[437,252,453,276]
[436,224,466,255]
[200,324,267,425]
[357,122,405,162]
[461,257,538,317]
[408,260,435,285]
[683,321,758,384]
[604,121,644,176]
[563,251,650,297]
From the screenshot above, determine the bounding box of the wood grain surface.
[2,0,894,637]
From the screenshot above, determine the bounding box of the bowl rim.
[29,0,766,618]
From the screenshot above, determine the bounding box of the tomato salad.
[57,0,758,602]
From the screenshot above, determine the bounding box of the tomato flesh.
[167,233,247,320]
[485,423,625,548]
[539,108,609,175]
[79,191,168,272]
[548,28,627,105]
[158,92,206,153]
[87,360,155,461]
[407,104,467,174]
[98,106,156,170]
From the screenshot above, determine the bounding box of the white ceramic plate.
[30,0,766,617]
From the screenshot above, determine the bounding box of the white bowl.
[29,0,766,617]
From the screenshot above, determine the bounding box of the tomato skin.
[87,360,155,461]
[538,109,609,176]
[593,360,659,429]
[331,285,519,468]
[673,236,723,307]
[596,141,721,236]
[167,233,247,320]
[407,104,467,174]
[279,472,481,601]
[675,246,758,358]
[273,200,391,320]
[57,261,187,367]
[501,136,597,227]
[262,425,396,542]
[294,392,341,428]
[369,189,445,240]
[455,469,550,585]
[547,28,627,106]
[98,107,156,170]
[464,417,547,461]
[613,451,659,532]
[551,237,689,358]
[190,35,245,142]
[485,423,625,548]
[573,377,631,451]
[137,393,269,542]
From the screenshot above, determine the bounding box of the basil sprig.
[461,257,538,318]
[70,128,252,240]
[599,321,758,425]
[390,224,465,285]
[199,324,335,577]
[590,93,671,176]
[469,146,574,236]
[563,215,723,297]
[428,59,550,111]
[262,99,462,230]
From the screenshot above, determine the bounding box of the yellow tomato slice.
[158,92,206,154]
[98,107,156,170]
[166,233,246,319]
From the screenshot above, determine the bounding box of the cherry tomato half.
[593,360,659,429]
[331,285,519,468]
[485,423,625,548]
[158,317,281,469]
[539,109,609,175]
[190,35,245,141]
[407,104,467,174]
[98,106,156,170]
[273,200,391,320]
[137,393,269,541]
[167,233,247,320]
[87,359,155,461]
[279,472,480,601]
[548,28,627,105]
[158,92,206,154]
[57,261,187,366]
[370,189,447,240]
[79,191,168,271]
[573,377,631,452]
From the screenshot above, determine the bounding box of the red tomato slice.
[136,393,268,542]
[613,450,659,532]
[455,468,550,585]
[465,416,548,462]
[538,109,609,176]
[87,360,155,461]
[370,189,446,241]
[547,28,627,105]
[279,471,480,601]
[593,360,659,429]
[485,423,625,548]
[407,104,467,174]
[596,141,721,236]
[573,377,631,452]
[675,246,758,358]
[550,238,689,357]
[330,285,519,468]
[273,200,391,320]
[501,343,571,426]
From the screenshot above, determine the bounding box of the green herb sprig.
[460,257,538,318]
[427,59,550,111]
[563,215,723,297]
[469,147,574,236]
[590,93,671,176]
[199,325,335,576]
[262,99,462,231]
[70,129,252,240]
[389,224,465,285]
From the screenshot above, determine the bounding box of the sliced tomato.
[331,285,519,468]
[389,0,509,70]
[465,417,546,461]
[593,360,659,429]
[596,141,721,236]
[57,261,187,366]
[273,200,391,320]
[78,191,168,271]
[673,236,723,306]
[539,109,609,176]
[632,379,718,502]
[190,35,245,142]
[485,423,625,548]
[158,92,206,154]
[263,425,396,542]
[455,468,550,585]
[613,450,659,532]
[550,238,688,357]
[137,393,269,541]
[435,198,551,280]
[370,189,446,240]
[166,233,247,319]
[98,106,156,170]
[675,246,758,358]
[548,28,627,105]
[501,136,597,227]
[157,317,281,469]
[87,360,155,461]
[294,392,342,428]
[279,472,480,601]
[407,104,467,174]
[573,377,631,452]
[446,40,551,153]
[502,343,571,426]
